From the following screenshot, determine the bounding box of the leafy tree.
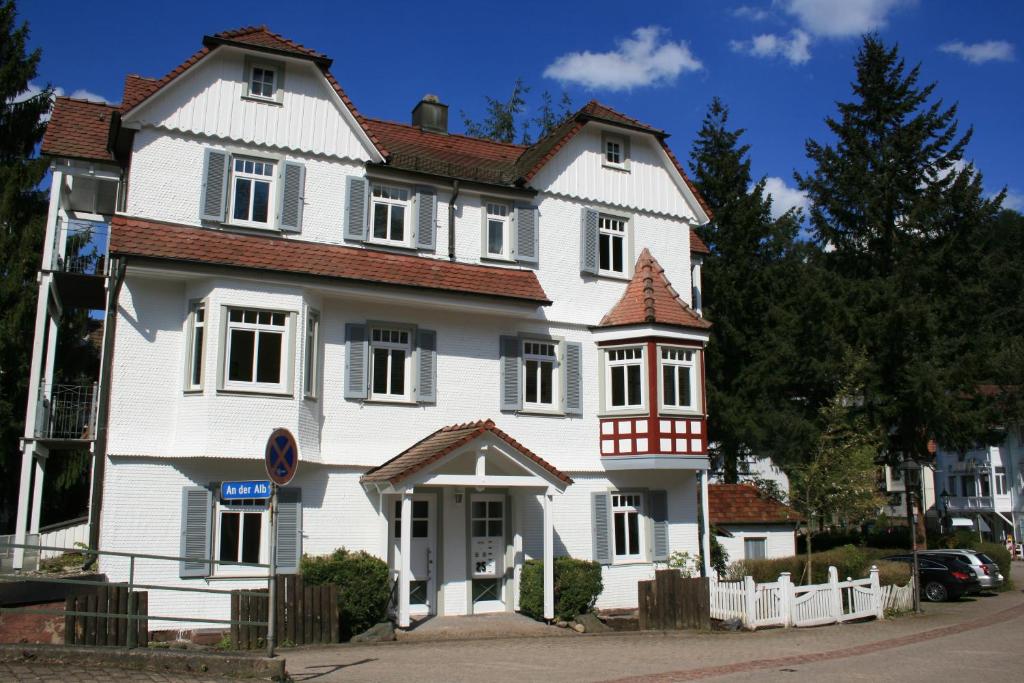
[461,79,572,144]
[0,0,52,532]
[787,357,884,581]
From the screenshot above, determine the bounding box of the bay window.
[185,301,205,391]
[523,340,558,410]
[224,308,291,393]
[230,158,275,228]
[304,311,319,399]
[605,346,644,412]
[370,326,412,401]
[612,493,643,560]
[370,184,411,246]
[660,346,697,412]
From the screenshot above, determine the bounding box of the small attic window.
[602,132,630,171]
[243,57,285,104]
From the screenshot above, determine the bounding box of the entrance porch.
[361,420,572,627]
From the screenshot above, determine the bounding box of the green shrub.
[519,557,603,621]
[301,548,391,640]
[976,542,1013,590]
[728,545,909,586]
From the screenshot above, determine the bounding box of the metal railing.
[0,541,272,650]
[35,383,98,440]
[945,495,996,512]
[50,218,110,276]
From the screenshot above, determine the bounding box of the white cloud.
[1003,190,1024,212]
[778,0,913,38]
[761,176,809,219]
[734,5,771,21]
[730,29,812,65]
[939,40,1015,64]
[543,26,703,91]
[12,82,112,120]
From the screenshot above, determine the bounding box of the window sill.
[657,408,703,418]
[366,238,416,251]
[183,388,204,395]
[611,559,650,567]
[517,408,566,418]
[598,409,648,419]
[364,397,419,406]
[225,221,281,233]
[602,162,630,173]
[594,271,631,281]
[481,255,517,265]
[241,94,283,107]
[217,388,294,399]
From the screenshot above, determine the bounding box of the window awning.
[950,517,975,528]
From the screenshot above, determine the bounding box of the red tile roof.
[208,25,330,63]
[360,419,572,486]
[109,216,550,304]
[599,248,710,330]
[40,97,117,162]
[691,230,710,255]
[709,484,801,525]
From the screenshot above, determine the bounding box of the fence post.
[743,576,756,630]
[870,565,884,620]
[778,572,793,627]
[828,566,842,620]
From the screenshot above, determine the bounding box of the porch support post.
[700,470,712,577]
[29,452,46,535]
[12,446,35,570]
[398,492,412,628]
[512,493,523,612]
[543,489,554,621]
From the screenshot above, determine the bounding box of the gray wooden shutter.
[417,328,437,403]
[499,335,522,412]
[592,491,613,566]
[344,176,368,242]
[580,207,600,274]
[563,341,583,416]
[648,490,669,562]
[344,323,368,399]
[415,187,436,251]
[179,486,212,578]
[276,487,302,574]
[278,161,305,232]
[514,205,539,263]
[200,149,229,222]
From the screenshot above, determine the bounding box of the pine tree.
[0,0,52,531]
[796,35,1011,466]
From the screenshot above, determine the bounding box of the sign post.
[264,428,299,658]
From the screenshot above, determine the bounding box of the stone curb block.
[0,643,286,680]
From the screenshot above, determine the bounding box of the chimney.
[412,94,448,134]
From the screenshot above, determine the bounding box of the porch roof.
[360,419,573,487]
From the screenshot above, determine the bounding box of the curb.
[0,643,286,680]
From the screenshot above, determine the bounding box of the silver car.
[921,549,1003,590]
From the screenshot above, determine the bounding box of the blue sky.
[19,0,1023,214]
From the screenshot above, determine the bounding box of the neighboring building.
[932,427,1024,542]
[11,27,715,629]
[709,484,800,562]
[876,462,936,524]
[709,453,790,496]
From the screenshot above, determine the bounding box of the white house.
[709,484,799,562]
[12,26,715,631]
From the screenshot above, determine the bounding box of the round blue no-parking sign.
[265,427,299,486]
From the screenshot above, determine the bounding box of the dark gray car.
[921,549,1003,590]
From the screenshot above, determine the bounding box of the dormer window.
[250,66,276,99]
[606,140,622,165]
[243,57,285,103]
[602,132,629,170]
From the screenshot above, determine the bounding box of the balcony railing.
[35,383,98,440]
[50,218,109,276]
[945,495,994,512]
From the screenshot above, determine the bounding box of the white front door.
[470,493,506,613]
[392,495,436,615]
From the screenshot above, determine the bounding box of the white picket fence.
[710,565,887,629]
[880,579,915,613]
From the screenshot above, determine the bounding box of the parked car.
[882,554,981,602]
[920,549,1003,591]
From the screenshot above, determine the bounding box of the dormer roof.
[599,248,710,330]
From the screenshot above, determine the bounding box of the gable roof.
[360,419,572,486]
[204,25,331,66]
[40,97,118,162]
[709,484,801,525]
[599,248,710,330]
[109,215,550,304]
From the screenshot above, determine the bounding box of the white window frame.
[242,57,284,104]
[603,135,627,169]
[249,65,276,100]
[484,201,511,260]
[744,537,767,560]
[603,345,646,414]
[229,156,277,229]
[222,307,292,394]
[611,492,645,563]
[369,325,413,402]
[214,498,269,577]
[303,310,320,399]
[995,467,1007,496]
[658,345,699,414]
[598,213,629,277]
[522,339,559,413]
[369,184,413,248]
[185,300,206,392]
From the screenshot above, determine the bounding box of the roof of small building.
[709,484,801,525]
[598,248,710,330]
[108,215,550,304]
[40,97,118,162]
[360,419,573,486]
[690,230,710,255]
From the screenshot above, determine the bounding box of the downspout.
[86,256,126,564]
[448,180,460,260]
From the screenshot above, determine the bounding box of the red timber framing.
[597,337,707,459]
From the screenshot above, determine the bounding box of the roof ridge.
[54,95,116,107]
[366,116,529,150]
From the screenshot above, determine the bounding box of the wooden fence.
[638,569,710,631]
[231,575,338,649]
[710,566,885,630]
[64,585,148,646]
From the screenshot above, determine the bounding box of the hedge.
[520,557,603,621]
[301,548,392,640]
[728,545,910,586]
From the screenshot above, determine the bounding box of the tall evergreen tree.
[0,0,52,531]
[796,36,1010,467]
[461,80,571,145]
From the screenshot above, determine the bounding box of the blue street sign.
[221,480,272,500]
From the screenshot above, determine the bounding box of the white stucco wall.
[717,524,796,564]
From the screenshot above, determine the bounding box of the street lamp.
[902,459,922,614]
